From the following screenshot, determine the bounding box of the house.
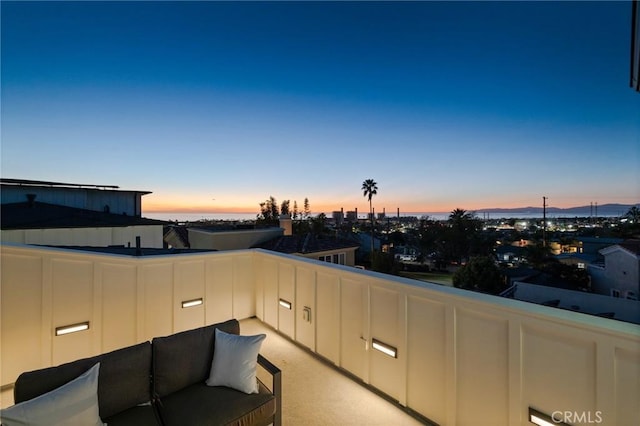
[555,252,599,269]
[495,244,527,265]
[1,179,166,248]
[1,178,149,216]
[590,240,640,300]
[188,226,285,251]
[254,234,360,266]
[576,236,624,256]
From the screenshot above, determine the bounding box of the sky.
[2,1,639,216]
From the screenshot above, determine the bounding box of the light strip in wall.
[529,407,570,426]
[371,338,397,358]
[181,298,203,308]
[55,322,90,336]
[279,298,292,310]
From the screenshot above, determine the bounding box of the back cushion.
[14,342,152,420]
[152,319,239,398]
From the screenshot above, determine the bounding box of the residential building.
[1,179,166,248]
[254,234,359,267]
[1,178,149,216]
[590,240,640,299]
[188,226,284,251]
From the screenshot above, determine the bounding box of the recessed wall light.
[529,407,570,426]
[55,322,90,336]
[371,338,397,358]
[279,299,292,310]
[181,298,203,308]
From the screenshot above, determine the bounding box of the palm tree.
[362,179,378,258]
[448,208,473,225]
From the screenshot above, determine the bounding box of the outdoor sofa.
[1,319,281,426]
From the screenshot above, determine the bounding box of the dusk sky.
[2,1,639,216]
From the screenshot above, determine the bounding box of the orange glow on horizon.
[142,197,619,215]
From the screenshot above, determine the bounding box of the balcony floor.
[242,318,425,426]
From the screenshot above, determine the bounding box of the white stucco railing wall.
[253,249,640,426]
[1,244,639,425]
[1,244,254,388]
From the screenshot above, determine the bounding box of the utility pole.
[542,196,547,247]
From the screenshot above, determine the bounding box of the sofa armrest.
[257,354,281,426]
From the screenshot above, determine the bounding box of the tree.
[453,256,504,294]
[280,200,290,216]
[624,206,640,223]
[616,206,640,238]
[362,179,378,257]
[371,250,399,275]
[303,198,311,219]
[523,241,554,268]
[446,208,482,264]
[293,200,299,220]
[310,213,328,235]
[257,196,279,226]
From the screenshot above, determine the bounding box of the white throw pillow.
[0,363,104,426]
[206,328,266,394]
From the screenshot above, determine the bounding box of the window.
[626,291,637,300]
[319,252,346,265]
[611,289,621,298]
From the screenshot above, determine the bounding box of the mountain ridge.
[473,203,639,215]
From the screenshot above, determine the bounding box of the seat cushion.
[103,404,160,426]
[152,319,239,398]
[157,381,275,426]
[13,342,152,420]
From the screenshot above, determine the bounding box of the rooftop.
[1,202,167,230]
[254,234,359,254]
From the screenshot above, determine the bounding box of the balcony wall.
[1,243,639,425]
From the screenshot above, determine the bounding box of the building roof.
[254,234,359,255]
[495,245,526,256]
[1,202,167,230]
[555,253,599,263]
[0,178,151,194]
[578,237,624,245]
[600,239,640,257]
[46,246,215,256]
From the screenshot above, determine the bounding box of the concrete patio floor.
[242,318,426,426]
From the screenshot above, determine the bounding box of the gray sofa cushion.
[13,342,153,420]
[102,405,160,426]
[152,319,240,398]
[157,381,275,426]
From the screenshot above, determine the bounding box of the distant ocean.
[144,210,619,222]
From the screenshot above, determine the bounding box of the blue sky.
[2,1,639,215]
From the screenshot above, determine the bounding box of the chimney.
[26,193,37,207]
[279,214,292,236]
